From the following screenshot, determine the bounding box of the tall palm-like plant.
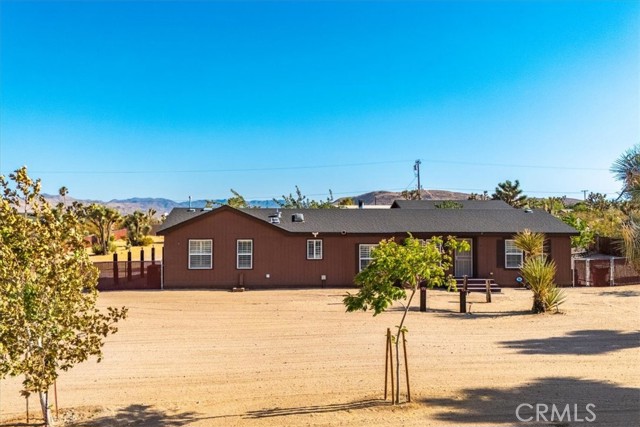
[611,144,640,201]
[611,145,640,271]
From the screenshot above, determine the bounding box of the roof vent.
[268,214,281,224]
[292,213,305,223]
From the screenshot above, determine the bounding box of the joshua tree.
[492,179,527,208]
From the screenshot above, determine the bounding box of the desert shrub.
[141,236,155,246]
[92,242,116,255]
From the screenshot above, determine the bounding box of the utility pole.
[414,160,422,200]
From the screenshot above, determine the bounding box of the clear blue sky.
[1,0,638,202]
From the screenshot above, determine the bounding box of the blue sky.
[1,0,638,202]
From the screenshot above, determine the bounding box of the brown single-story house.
[157,200,578,289]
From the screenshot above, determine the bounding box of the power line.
[5,157,612,176]
[10,159,414,175]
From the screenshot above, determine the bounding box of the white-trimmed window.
[189,239,212,269]
[359,244,378,271]
[307,239,323,260]
[505,239,524,269]
[237,239,253,269]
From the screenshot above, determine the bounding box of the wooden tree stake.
[384,329,389,400]
[402,330,411,402]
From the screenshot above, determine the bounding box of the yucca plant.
[543,286,567,313]
[516,230,567,313]
[520,256,557,313]
[514,228,545,259]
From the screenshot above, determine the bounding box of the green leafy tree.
[0,167,127,425]
[435,200,463,209]
[401,189,421,200]
[467,191,489,201]
[122,210,153,246]
[560,213,595,252]
[585,192,611,212]
[338,197,355,206]
[226,188,249,208]
[492,179,527,208]
[529,196,566,214]
[80,204,122,254]
[274,185,335,209]
[344,235,468,404]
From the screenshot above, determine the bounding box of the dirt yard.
[1,286,639,426]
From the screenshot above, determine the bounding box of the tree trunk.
[39,390,54,426]
[532,295,546,313]
[395,287,417,404]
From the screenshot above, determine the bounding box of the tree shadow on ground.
[0,422,46,427]
[598,290,640,297]
[244,399,387,419]
[500,329,640,355]
[70,404,226,426]
[426,377,640,426]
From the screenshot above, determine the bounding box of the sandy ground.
[1,286,639,426]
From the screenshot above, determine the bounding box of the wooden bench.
[454,278,501,293]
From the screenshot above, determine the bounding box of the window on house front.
[307,239,323,260]
[237,239,253,269]
[188,239,212,269]
[505,239,524,269]
[359,244,378,271]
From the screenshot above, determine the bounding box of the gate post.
[127,251,132,281]
[140,248,145,278]
[113,253,119,286]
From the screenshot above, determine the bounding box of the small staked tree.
[344,235,467,404]
[0,167,127,425]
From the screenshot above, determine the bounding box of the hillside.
[41,189,580,215]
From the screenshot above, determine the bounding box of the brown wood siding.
[163,210,406,289]
[162,210,575,289]
[474,235,573,287]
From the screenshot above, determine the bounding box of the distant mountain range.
[42,190,579,216]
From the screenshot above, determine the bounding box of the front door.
[455,238,473,277]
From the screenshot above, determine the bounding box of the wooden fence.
[573,256,640,287]
[94,247,162,291]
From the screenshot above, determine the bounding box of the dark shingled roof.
[158,205,577,235]
[390,200,513,209]
[158,207,213,232]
